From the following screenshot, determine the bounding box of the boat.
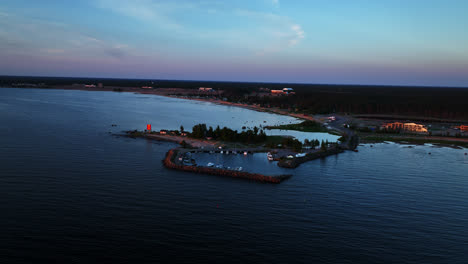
[215,164,223,169]
[244,151,248,156]
[267,152,274,161]
[207,162,214,167]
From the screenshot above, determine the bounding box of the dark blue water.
[1,88,467,263]
[191,152,292,175]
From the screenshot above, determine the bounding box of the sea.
[1,88,467,263]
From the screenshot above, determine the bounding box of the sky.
[1,0,468,87]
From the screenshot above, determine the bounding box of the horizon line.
[1,74,467,89]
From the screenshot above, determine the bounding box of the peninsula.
[125,123,358,183]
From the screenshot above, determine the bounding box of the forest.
[2,76,467,120]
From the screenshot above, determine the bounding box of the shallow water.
[1,88,467,263]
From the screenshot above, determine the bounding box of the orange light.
[147,124,152,131]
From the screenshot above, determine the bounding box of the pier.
[163,149,292,183]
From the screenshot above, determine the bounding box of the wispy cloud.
[234,8,305,54]
[96,0,193,31]
[289,24,305,46]
[271,0,280,8]
[0,11,131,60]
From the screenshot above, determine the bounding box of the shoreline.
[8,85,468,147]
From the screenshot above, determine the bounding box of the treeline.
[236,86,468,120]
[3,76,467,119]
[190,124,267,144]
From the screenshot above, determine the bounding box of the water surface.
[1,88,467,263]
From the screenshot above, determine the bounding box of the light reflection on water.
[190,152,293,175]
[1,88,467,263]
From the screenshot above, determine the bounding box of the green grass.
[361,135,468,148]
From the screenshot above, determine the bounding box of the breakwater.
[278,147,344,168]
[163,149,292,183]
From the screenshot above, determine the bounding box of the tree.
[253,126,259,135]
[180,125,184,132]
[180,140,188,148]
[321,140,327,151]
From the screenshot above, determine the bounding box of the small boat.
[207,162,215,167]
[267,152,274,161]
[215,164,223,169]
[237,167,243,171]
[244,151,248,156]
[220,151,223,154]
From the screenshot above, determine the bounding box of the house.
[142,86,153,89]
[160,130,168,135]
[282,88,295,94]
[199,87,214,92]
[271,90,284,94]
[271,88,295,95]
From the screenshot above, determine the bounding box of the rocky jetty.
[163,149,292,183]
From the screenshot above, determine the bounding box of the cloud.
[271,0,279,7]
[234,9,305,54]
[0,11,131,60]
[96,0,191,31]
[289,24,305,46]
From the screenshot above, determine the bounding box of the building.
[160,130,168,135]
[271,90,284,94]
[283,88,295,94]
[403,123,428,133]
[84,84,96,88]
[381,122,428,133]
[271,88,295,95]
[199,87,213,92]
[459,125,468,132]
[142,86,153,89]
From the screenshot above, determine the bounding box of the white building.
[282,88,295,94]
[199,87,214,92]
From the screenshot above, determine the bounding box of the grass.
[361,135,468,148]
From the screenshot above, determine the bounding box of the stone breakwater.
[278,147,344,168]
[163,149,292,183]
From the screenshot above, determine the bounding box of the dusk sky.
[1,0,467,86]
